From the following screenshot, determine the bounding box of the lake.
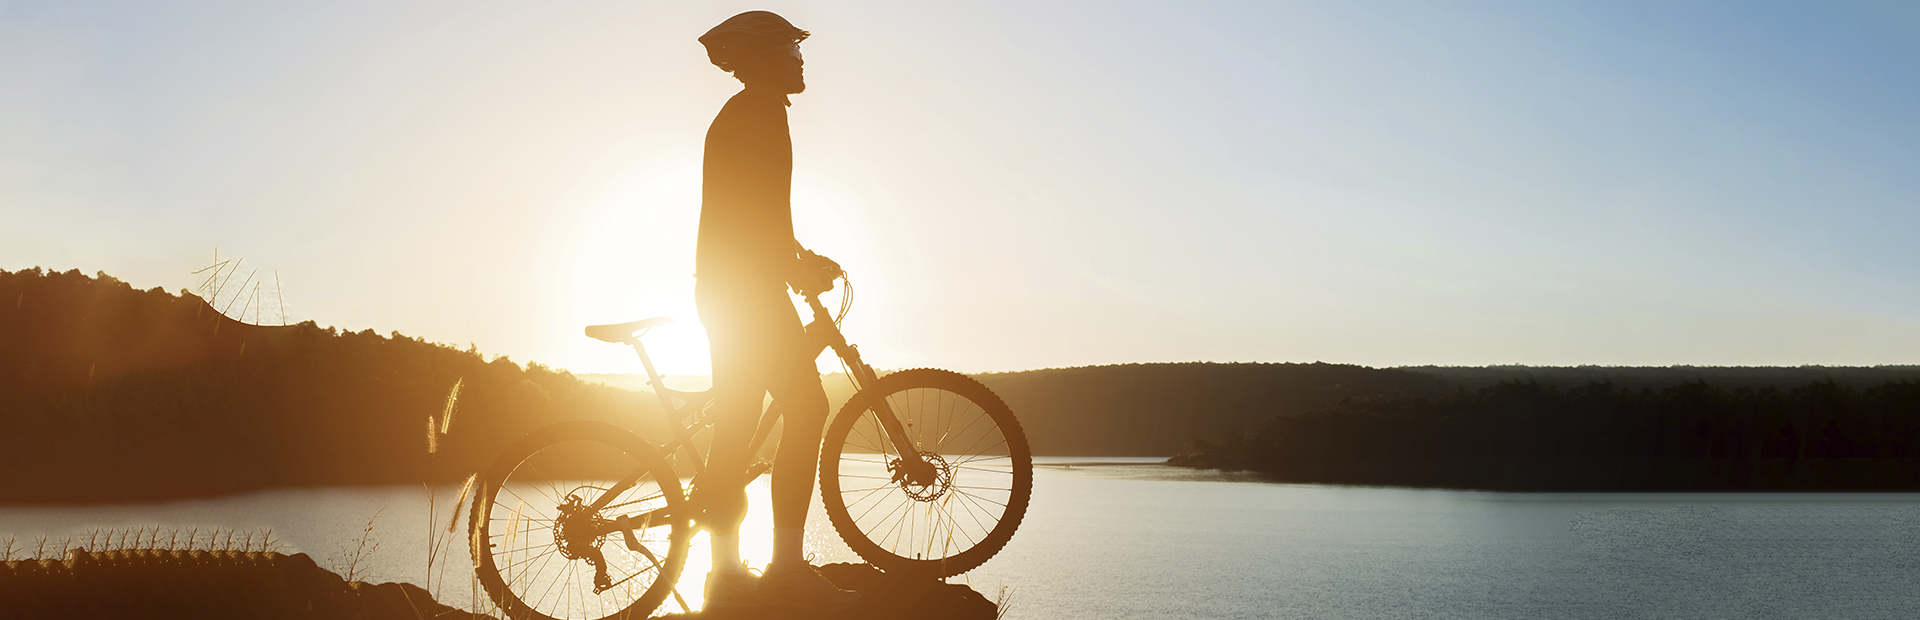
[6,458,1920,619]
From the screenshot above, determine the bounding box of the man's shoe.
[703,569,759,610]
[756,564,860,611]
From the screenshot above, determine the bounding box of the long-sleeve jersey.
[697,89,796,288]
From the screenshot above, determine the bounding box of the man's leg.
[764,375,828,570]
[695,281,766,606]
[702,383,758,574]
[700,281,855,609]
[753,350,858,610]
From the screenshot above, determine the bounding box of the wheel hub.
[889,454,954,502]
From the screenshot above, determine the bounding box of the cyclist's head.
[699,11,808,93]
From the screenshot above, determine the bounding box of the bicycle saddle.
[584,317,675,343]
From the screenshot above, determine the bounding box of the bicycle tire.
[818,368,1033,577]
[470,420,690,620]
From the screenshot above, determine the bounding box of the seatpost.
[629,338,681,424]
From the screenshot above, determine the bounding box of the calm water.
[6,459,1920,619]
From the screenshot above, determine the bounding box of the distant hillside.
[973,362,1455,455]
[1171,378,1920,490]
[1403,365,1920,391]
[0,267,668,504]
[974,366,1920,456]
[584,363,1459,457]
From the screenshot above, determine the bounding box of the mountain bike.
[467,264,1034,620]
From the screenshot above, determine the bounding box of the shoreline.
[2,549,995,620]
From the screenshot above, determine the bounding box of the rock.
[0,552,993,620]
[659,563,997,620]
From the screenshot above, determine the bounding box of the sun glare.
[568,164,709,375]
[673,476,776,612]
[566,167,876,376]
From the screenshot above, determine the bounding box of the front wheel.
[470,420,690,620]
[819,368,1033,577]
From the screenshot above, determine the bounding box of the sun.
[565,166,874,378]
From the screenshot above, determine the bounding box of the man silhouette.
[692,10,858,611]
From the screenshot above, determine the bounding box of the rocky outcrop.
[662,563,996,620]
[0,551,996,620]
[0,549,481,619]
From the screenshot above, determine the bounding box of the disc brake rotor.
[889,454,955,502]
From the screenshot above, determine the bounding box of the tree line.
[0,267,668,503]
[1169,379,1920,490]
[1404,364,1920,391]
[973,362,1456,455]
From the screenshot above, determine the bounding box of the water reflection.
[8,462,1920,619]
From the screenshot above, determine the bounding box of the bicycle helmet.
[699,11,810,72]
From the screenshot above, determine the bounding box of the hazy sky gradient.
[5,1,1919,374]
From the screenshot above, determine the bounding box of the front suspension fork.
[803,294,934,484]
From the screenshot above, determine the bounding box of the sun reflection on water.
[670,476,774,613]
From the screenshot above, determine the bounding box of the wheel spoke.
[951,465,1013,477]
[870,496,915,550]
[954,488,1009,509]
[951,489,1000,533]
[937,412,991,455]
[850,484,902,524]
[935,406,982,454]
[951,429,1005,461]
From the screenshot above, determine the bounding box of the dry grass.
[1,526,284,561]
[424,376,506,618]
[424,473,478,596]
[995,583,1017,620]
[333,509,383,582]
[440,377,464,434]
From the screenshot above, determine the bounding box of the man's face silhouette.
[741,43,805,94]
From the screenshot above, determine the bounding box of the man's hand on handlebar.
[789,249,842,297]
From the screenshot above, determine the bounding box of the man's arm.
[788,240,839,296]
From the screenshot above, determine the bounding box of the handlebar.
[790,249,843,298]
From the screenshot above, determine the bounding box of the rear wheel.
[819,368,1033,577]
[470,420,690,620]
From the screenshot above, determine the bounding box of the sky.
[4,0,1919,375]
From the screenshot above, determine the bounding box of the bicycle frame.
[579,289,929,538]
